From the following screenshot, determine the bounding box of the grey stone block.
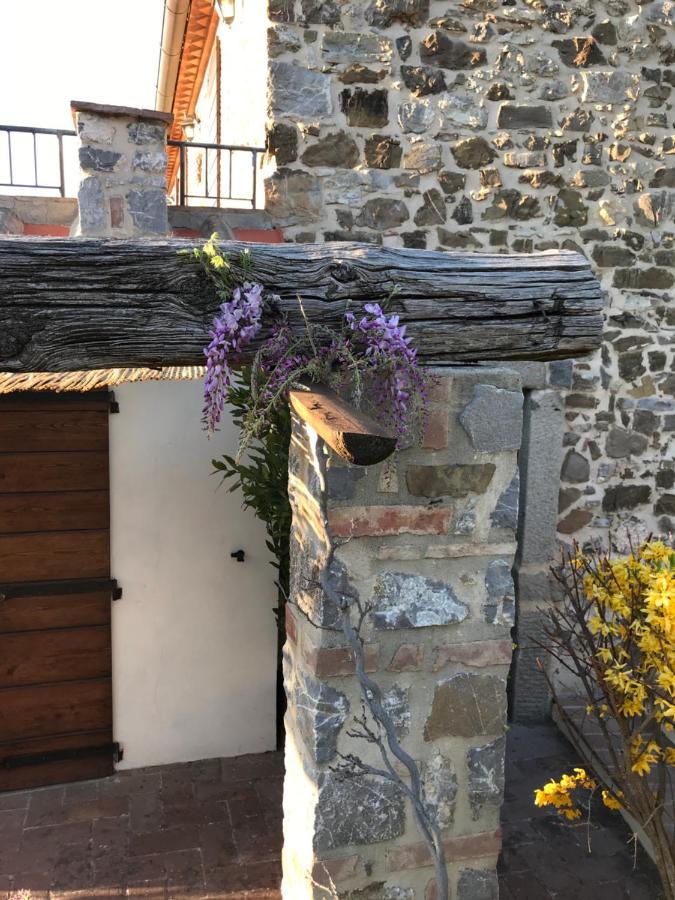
[314,774,405,850]
[511,608,552,724]
[467,736,506,819]
[382,684,410,738]
[459,384,523,451]
[491,470,520,532]
[484,560,515,627]
[422,753,458,829]
[127,122,166,144]
[79,147,121,172]
[78,176,106,232]
[372,571,468,630]
[127,189,168,235]
[285,658,348,765]
[518,390,565,566]
[269,61,332,118]
[457,868,499,900]
[326,465,365,500]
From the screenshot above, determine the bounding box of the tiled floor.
[500,724,661,899]
[0,753,283,899]
[0,724,662,899]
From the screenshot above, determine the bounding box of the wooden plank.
[0,530,109,583]
[0,391,111,411]
[0,410,108,452]
[289,384,396,466]
[0,590,110,633]
[0,451,108,492]
[0,728,113,791]
[0,627,111,687]
[0,490,109,534]
[0,238,604,373]
[0,679,112,742]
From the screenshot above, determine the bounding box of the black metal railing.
[168,139,265,209]
[0,125,77,197]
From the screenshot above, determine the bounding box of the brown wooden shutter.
[0,391,116,791]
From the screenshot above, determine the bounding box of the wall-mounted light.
[182,116,198,141]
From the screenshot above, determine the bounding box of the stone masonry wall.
[72,102,173,237]
[283,367,521,898]
[265,0,674,553]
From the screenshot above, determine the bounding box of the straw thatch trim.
[0,366,204,394]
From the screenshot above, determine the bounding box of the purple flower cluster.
[258,327,310,407]
[203,289,426,446]
[202,283,264,434]
[346,303,426,441]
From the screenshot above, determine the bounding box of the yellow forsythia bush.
[533,540,675,899]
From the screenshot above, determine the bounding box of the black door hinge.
[108,391,120,413]
[111,579,123,601]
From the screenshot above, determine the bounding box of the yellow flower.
[601,789,622,810]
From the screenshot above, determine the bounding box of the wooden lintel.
[289,384,397,467]
[0,238,604,377]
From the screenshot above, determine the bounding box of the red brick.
[432,640,513,671]
[313,854,361,883]
[109,196,124,229]
[386,829,501,872]
[426,375,452,403]
[387,643,425,672]
[328,506,451,538]
[303,643,379,676]
[422,409,449,450]
[286,606,297,645]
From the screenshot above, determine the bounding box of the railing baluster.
[228,149,233,206]
[0,124,76,194]
[7,131,13,187]
[179,142,186,206]
[32,131,38,187]
[57,133,66,197]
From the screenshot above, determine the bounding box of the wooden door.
[0,391,115,791]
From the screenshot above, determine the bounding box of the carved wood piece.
[0,238,604,374]
[289,384,396,466]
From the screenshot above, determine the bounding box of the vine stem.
[312,435,449,900]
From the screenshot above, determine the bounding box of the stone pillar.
[71,101,173,237]
[283,367,522,899]
[511,387,566,723]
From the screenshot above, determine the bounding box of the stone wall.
[283,367,520,898]
[72,101,172,237]
[264,0,674,551]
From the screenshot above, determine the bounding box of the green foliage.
[212,365,291,631]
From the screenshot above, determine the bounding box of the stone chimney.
[71,101,173,237]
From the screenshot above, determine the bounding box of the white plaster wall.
[109,380,278,769]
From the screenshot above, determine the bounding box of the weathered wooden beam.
[0,238,603,374]
[289,384,396,466]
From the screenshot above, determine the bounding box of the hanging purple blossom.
[202,282,264,435]
[201,259,427,449]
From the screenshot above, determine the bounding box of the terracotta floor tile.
[129,826,201,858]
